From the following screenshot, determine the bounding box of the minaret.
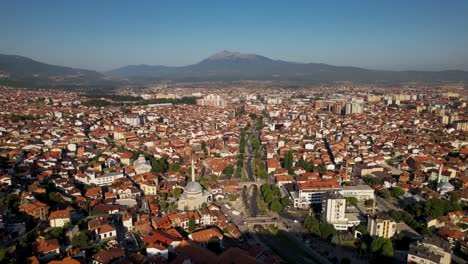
[437,164,443,184]
[191,154,196,182]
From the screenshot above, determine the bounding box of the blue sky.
[1,0,468,71]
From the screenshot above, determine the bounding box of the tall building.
[196,94,227,108]
[367,214,396,238]
[344,102,363,115]
[322,192,362,230]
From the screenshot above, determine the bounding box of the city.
[0,83,466,263]
[1,1,468,263]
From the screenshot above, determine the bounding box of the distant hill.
[106,50,468,82]
[0,54,104,86]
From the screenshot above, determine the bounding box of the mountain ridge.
[0,53,104,85]
[105,51,468,82]
[1,52,468,84]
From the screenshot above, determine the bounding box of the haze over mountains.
[1,51,468,86]
[0,54,103,86]
[106,50,468,82]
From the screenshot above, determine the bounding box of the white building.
[292,179,341,209]
[90,172,124,186]
[339,185,375,201]
[322,192,361,230]
[322,192,347,227]
[95,224,117,241]
[48,209,71,228]
[196,94,227,108]
[133,154,152,175]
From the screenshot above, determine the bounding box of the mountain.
[0,54,104,86]
[106,51,468,82]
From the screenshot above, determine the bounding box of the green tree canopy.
[371,237,394,257]
[222,165,234,176]
[71,232,91,248]
[390,187,405,198]
[171,187,183,198]
[345,197,358,206]
[319,223,337,240]
[280,197,291,207]
[265,193,275,204]
[270,201,282,212]
[364,199,374,207]
[284,151,294,174]
[188,217,196,233]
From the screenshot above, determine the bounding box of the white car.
[293,220,299,223]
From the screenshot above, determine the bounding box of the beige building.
[407,237,451,264]
[367,214,396,238]
[49,208,71,228]
[141,180,158,196]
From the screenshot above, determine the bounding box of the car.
[293,219,299,223]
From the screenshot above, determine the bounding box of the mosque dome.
[185,181,203,194]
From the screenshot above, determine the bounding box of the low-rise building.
[407,236,451,264]
[367,214,396,238]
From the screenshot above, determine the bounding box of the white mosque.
[133,154,152,175]
[177,157,212,211]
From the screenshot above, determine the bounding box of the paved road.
[375,195,401,213]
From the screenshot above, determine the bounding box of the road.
[375,195,402,213]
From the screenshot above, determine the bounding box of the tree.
[345,197,358,206]
[199,177,209,190]
[317,163,327,174]
[171,188,183,198]
[270,201,282,212]
[169,162,181,172]
[363,176,382,186]
[424,197,459,218]
[265,193,275,204]
[371,237,393,257]
[304,215,320,236]
[280,197,290,207]
[390,187,405,198]
[271,185,281,196]
[251,139,260,149]
[261,184,271,193]
[379,189,391,200]
[0,248,9,263]
[284,151,294,174]
[160,201,168,210]
[48,192,62,203]
[364,199,374,207]
[319,223,337,240]
[72,232,91,248]
[47,227,64,239]
[210,174,218,181]
[201,141,208,155]
[201,202,208,210]
[188,217,196,233]
[222,165,234,176]
[151,156,169,173]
